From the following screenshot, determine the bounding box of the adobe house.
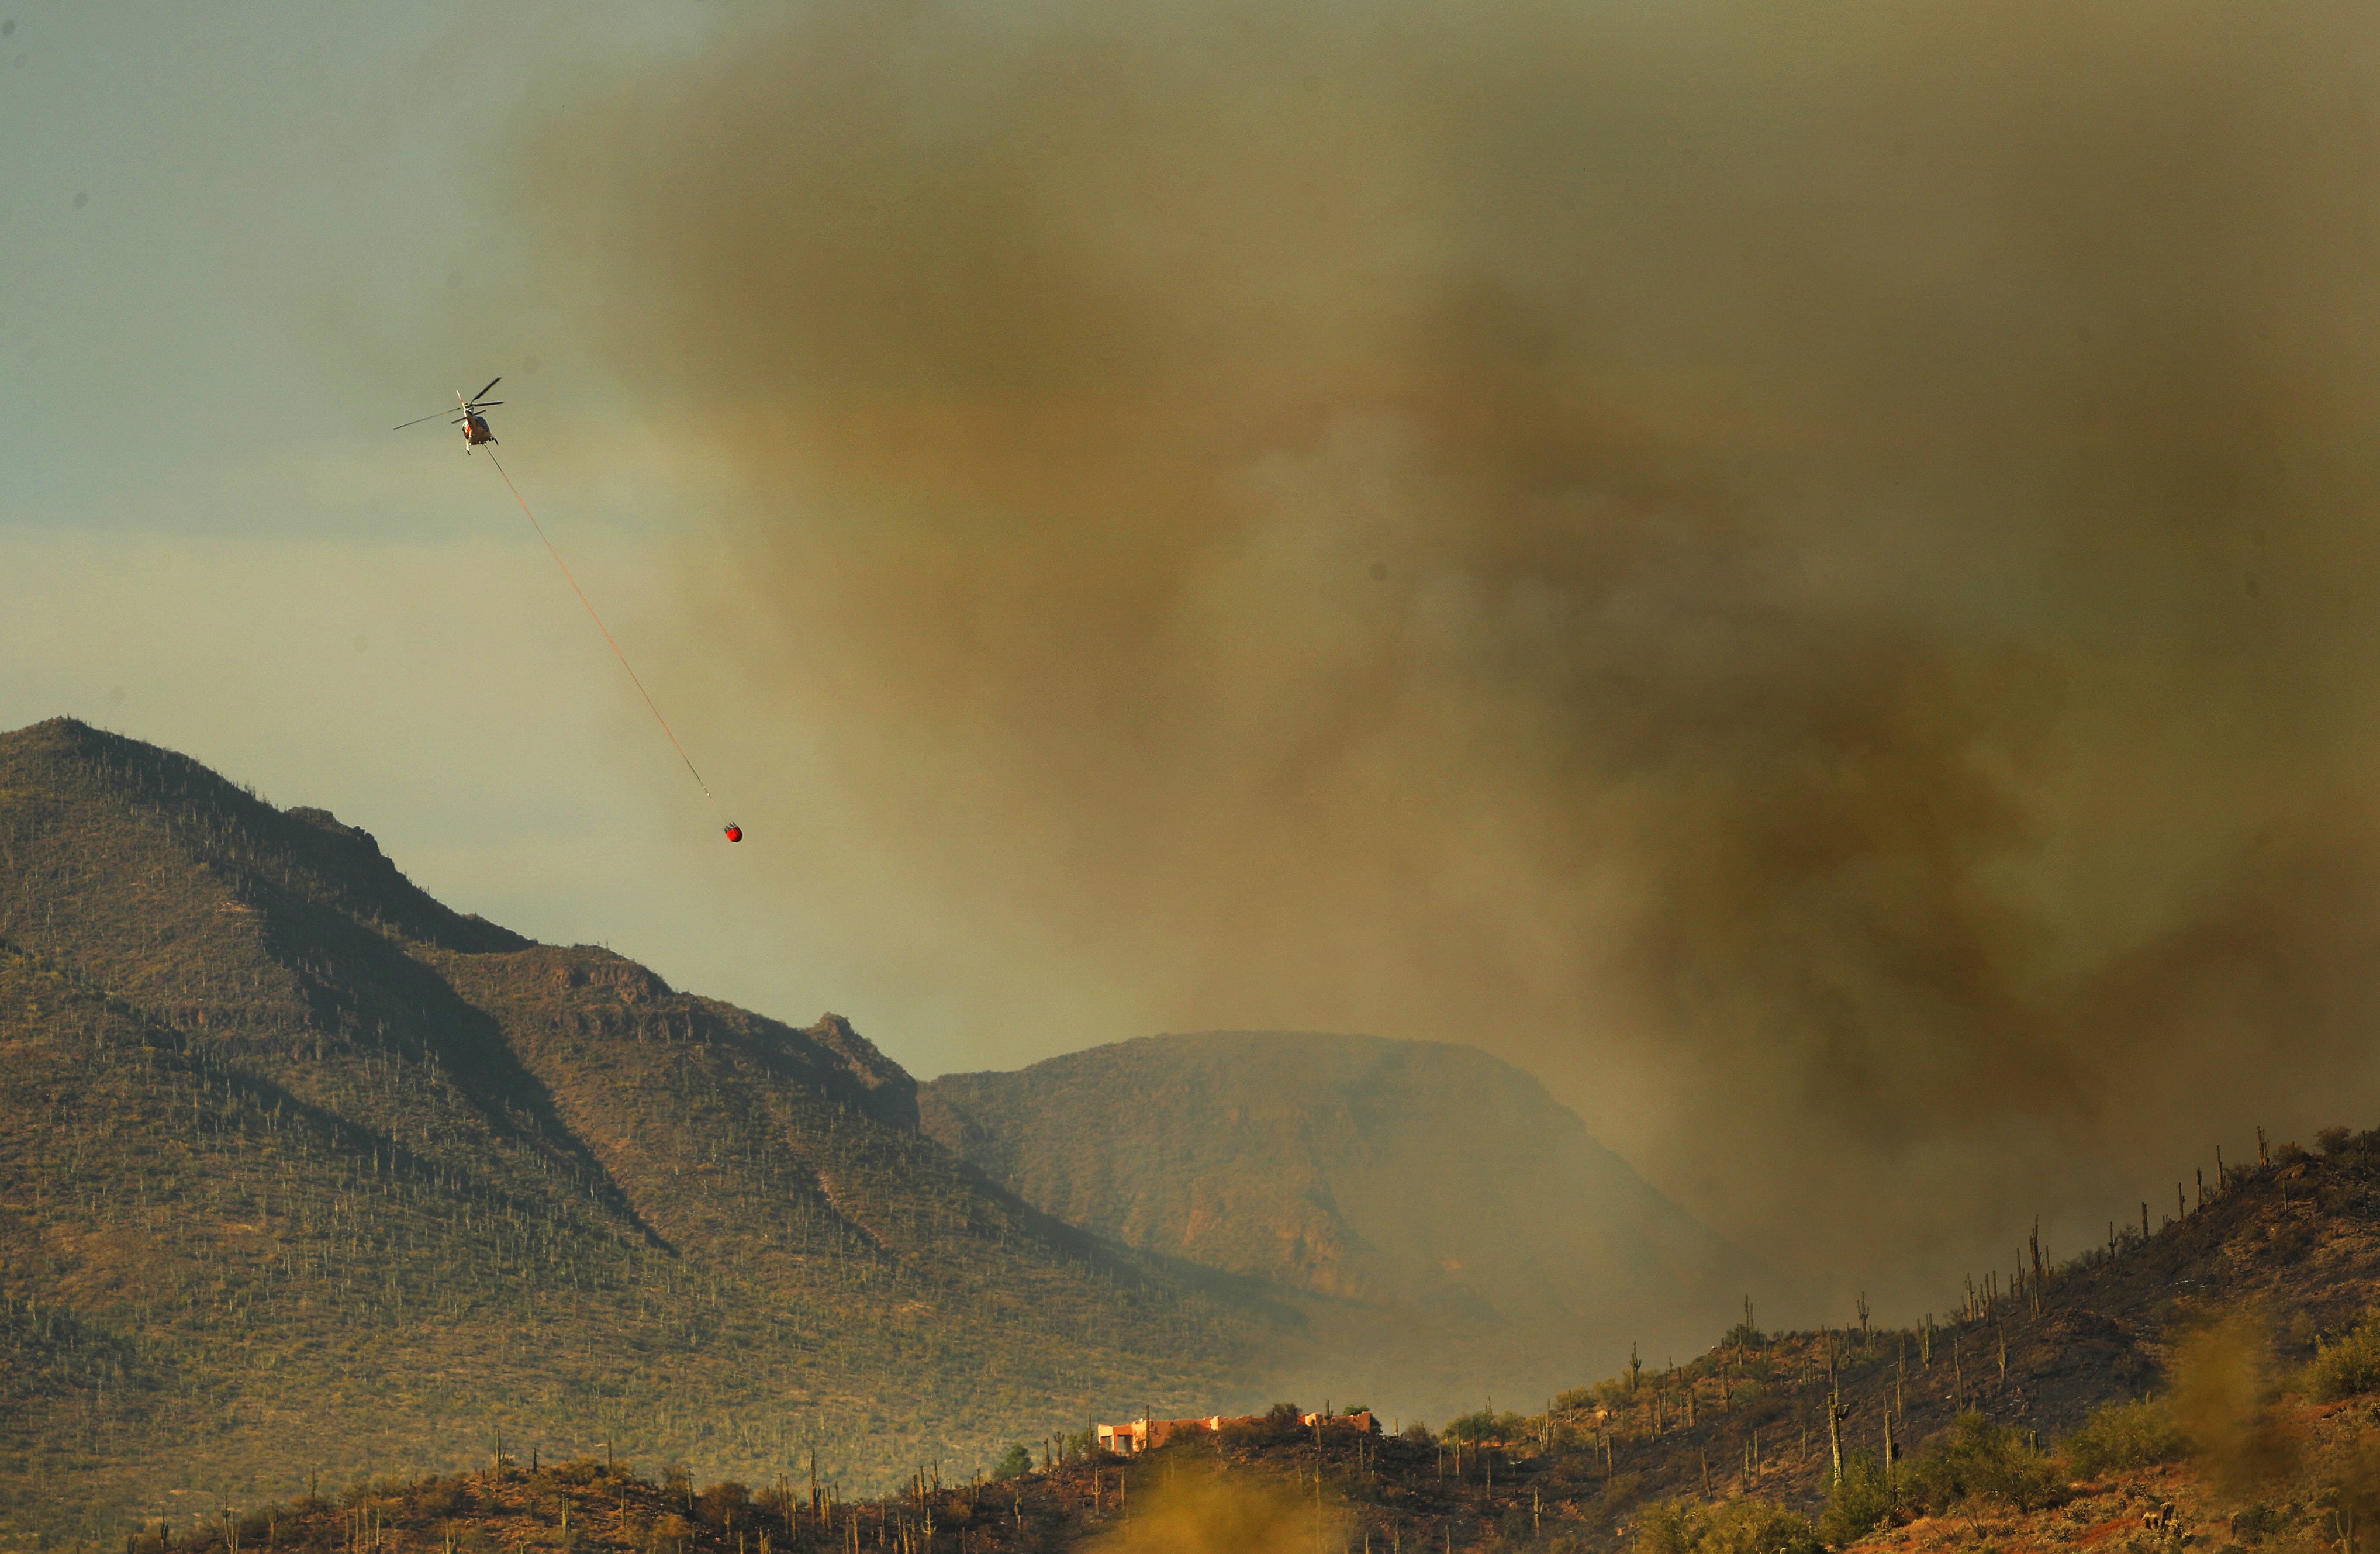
[1096,1416,1229,1453]
[1096,1409,1379,1453]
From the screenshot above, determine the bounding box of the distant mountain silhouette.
[924,1031,1760,1424]
[0,718,1262,1536]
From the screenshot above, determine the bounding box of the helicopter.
[393,377,503,451]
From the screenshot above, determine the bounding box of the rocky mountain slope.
[109,1122,2380,1554]
[0,718,1263,1543]
[923,1032,1756,1421]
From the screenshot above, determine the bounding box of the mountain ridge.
[922,1028,1760,1421]
[0,717,1263,1540]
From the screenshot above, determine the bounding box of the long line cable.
[484,448,726,821]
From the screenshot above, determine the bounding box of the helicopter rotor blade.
[471,400,503,408]
[393,410,452,430]
[472,377,502,404]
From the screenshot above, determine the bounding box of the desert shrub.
[1634,1500,1705,1554]
[2275,1141,2309,1164]
[990,1444,1034,1481]
[2310,1310,2380,1400]
[1723,1321,1767,1349]
[1817,1453,1894,1546]
[1903,1413,2061,1515]
[2232,1503,2288,1542]
[413,1481,467,1517]
[1555,1386,1599,1411]
[1220,1404,1306,1448]
[2318,1127,2355,1156]
[1400,1421,1435,1444]
[2062,1398,2189,1477]
[695,1481,751,1527]
[1549,1449,1605,1487]
[1151,1424,1217,1457]
[233,1507,280,1542]
[1442,1409,1529,1442]
[1635,1497,1822,1554]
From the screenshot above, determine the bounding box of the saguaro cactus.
[1826,1379,1849,1487]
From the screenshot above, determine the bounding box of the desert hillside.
[0,719,1263,1542]
[123,1121,2380,1553]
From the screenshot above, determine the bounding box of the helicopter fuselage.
[461,413,496,448]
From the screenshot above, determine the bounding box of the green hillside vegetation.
[0,719,1263,1545]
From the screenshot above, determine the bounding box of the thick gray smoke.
[486,0,2380,1313]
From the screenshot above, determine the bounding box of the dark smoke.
[486,0,2380,1313]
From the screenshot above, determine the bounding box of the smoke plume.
[2170,1310,2298,1496]
[1083,1469,1311,1554]
[485,0,2380,1311]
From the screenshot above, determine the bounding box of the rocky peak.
[804,1013,920,1132]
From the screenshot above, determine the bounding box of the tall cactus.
[1826,1373,1849,1487]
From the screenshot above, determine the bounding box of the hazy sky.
[2,6,797,1021]
[14,1,2380,1322]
